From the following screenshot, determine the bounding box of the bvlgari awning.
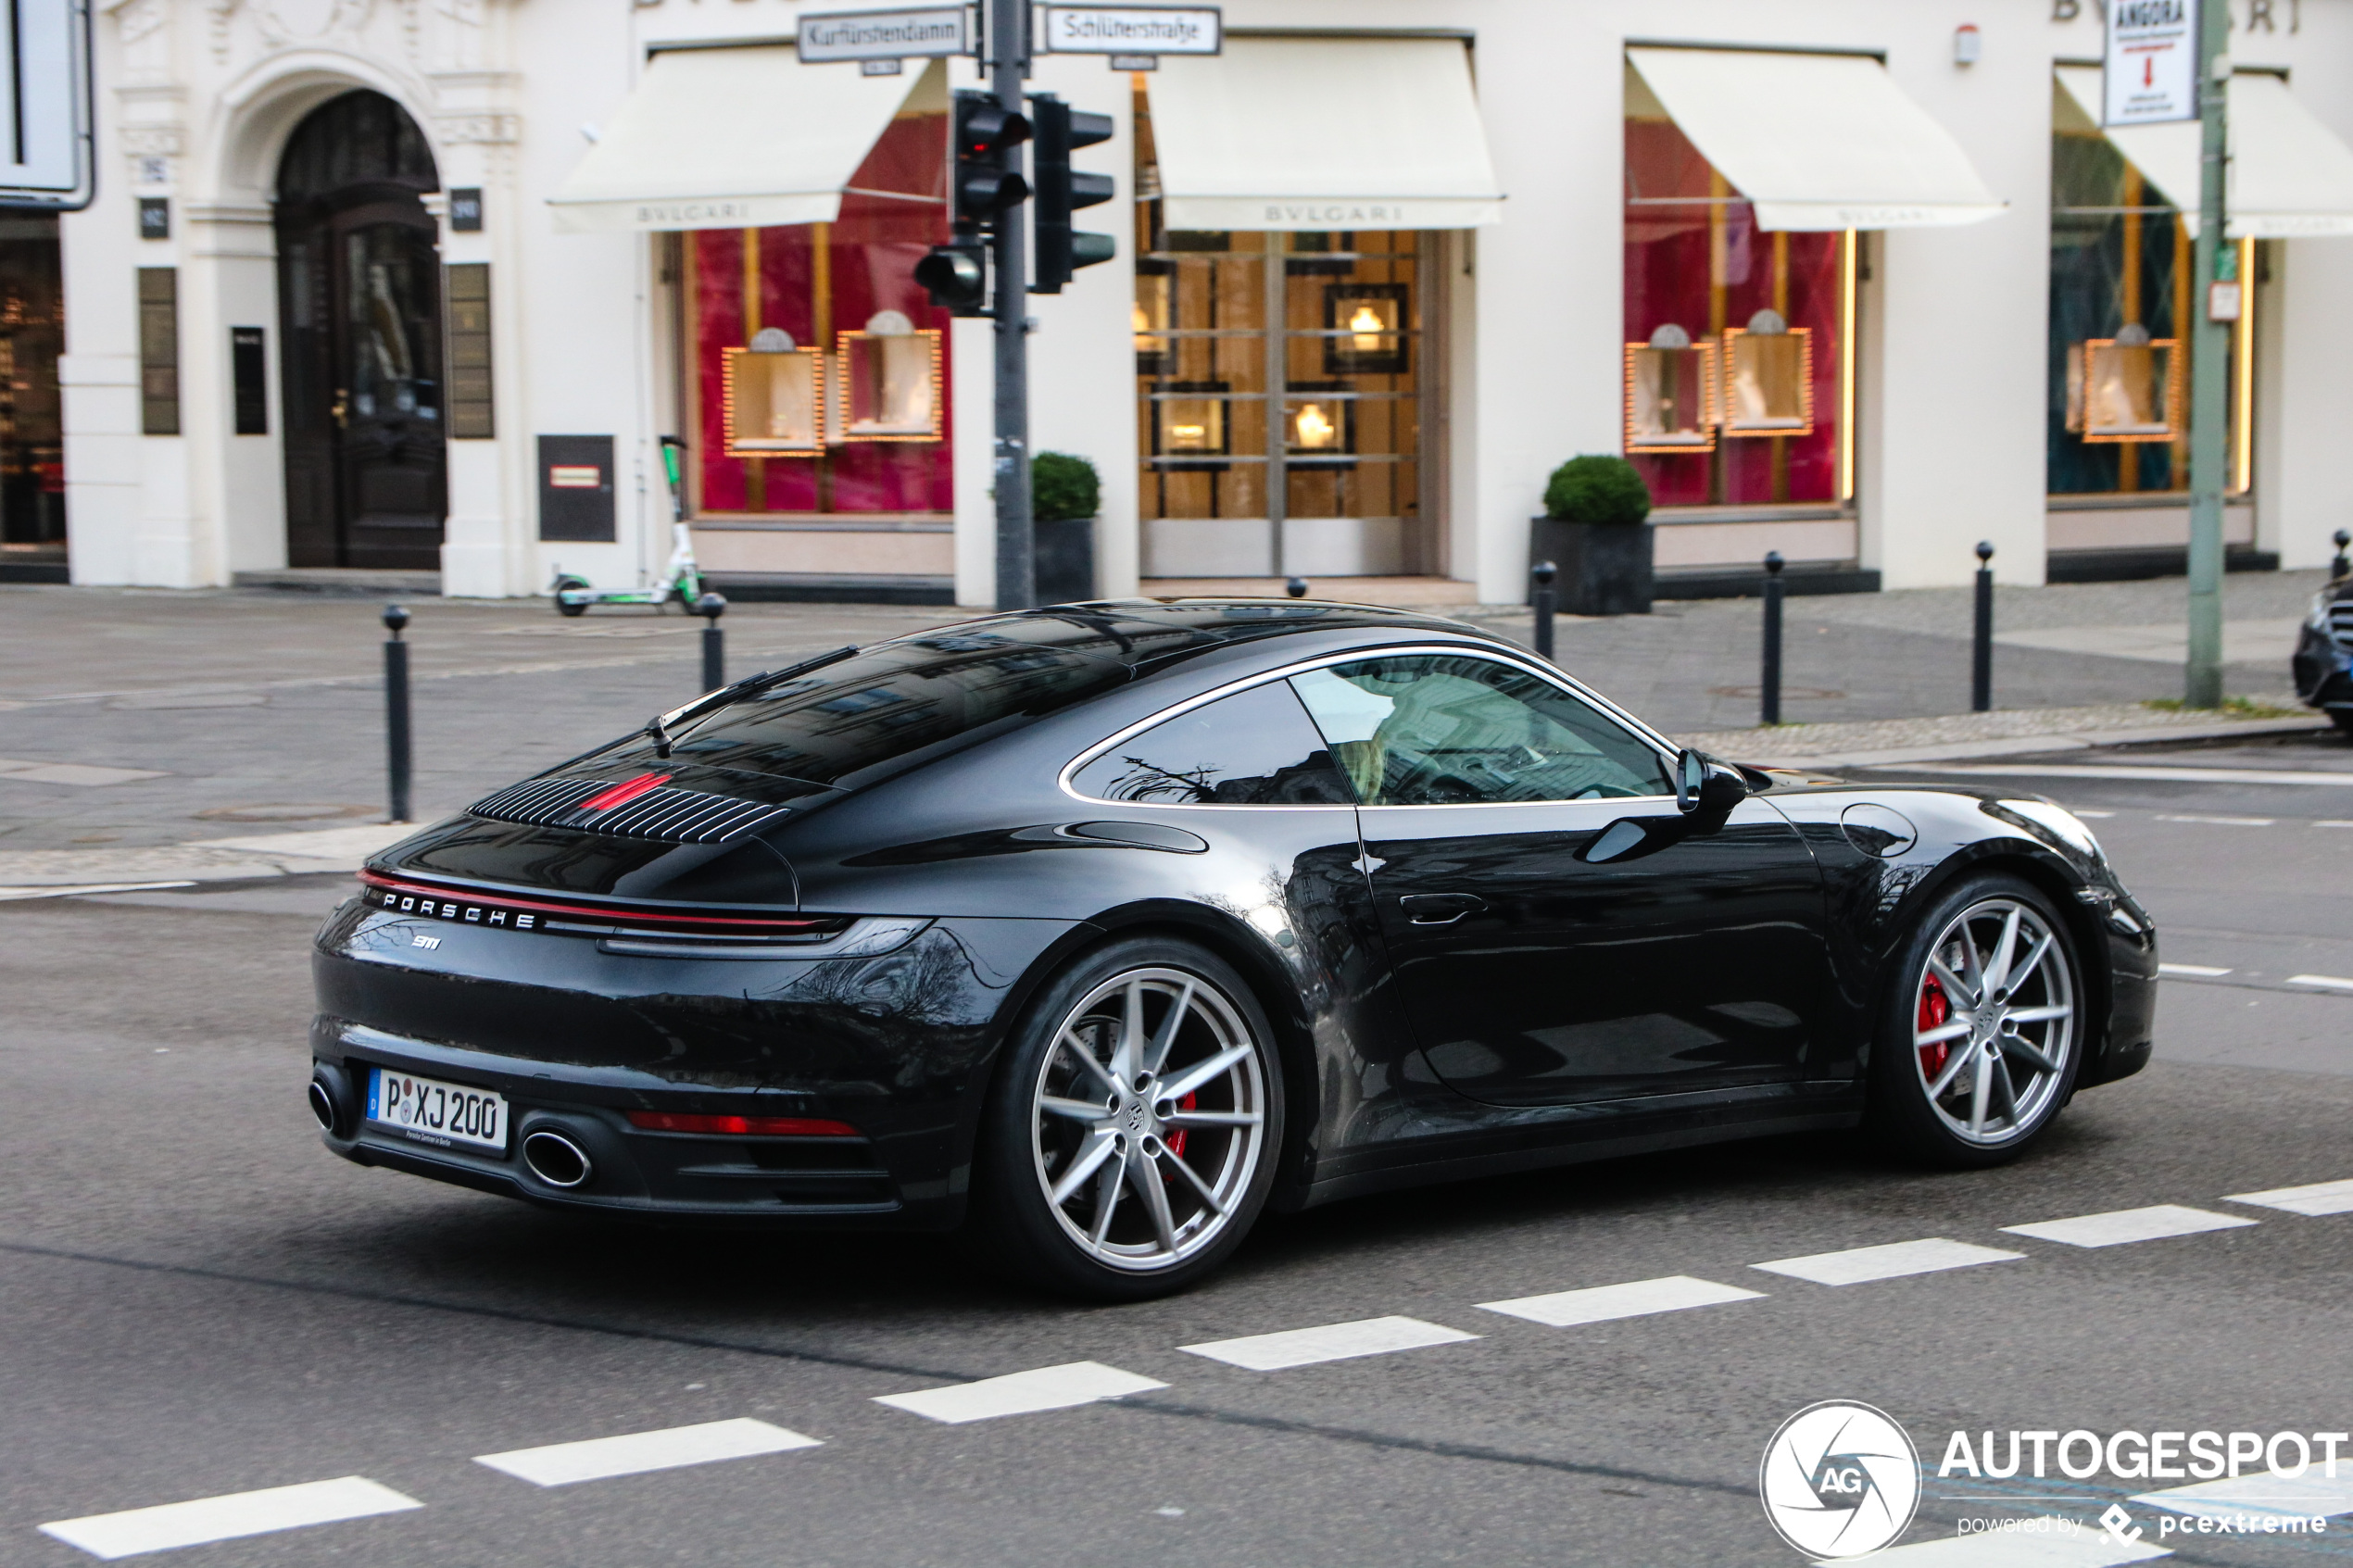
[1147,37,1504,231]
[549,48,940,233]
[1626,46,2004,231]
[2055,66,2353,238]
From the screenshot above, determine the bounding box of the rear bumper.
[312,1025,959,1229]
[2082,891,2158,1089]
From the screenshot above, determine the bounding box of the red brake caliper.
[1165,1092,1196,1161]
[1918,974,1952,1082]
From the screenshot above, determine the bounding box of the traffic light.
[1028,94,1116,294]
[950,89,1029,230]
[913,234,988,315]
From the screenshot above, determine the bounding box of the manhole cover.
[193,802,374,823]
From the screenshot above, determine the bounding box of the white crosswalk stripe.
[1478,1274,1764,1327]
[1180,1315,1478,1371]
[2133,1472,2353,1522]
[2001,1206,2258,1248]
[1837,1531,2171,1564]
[1752,1238,2023,1286]
[874,1361,1166,1424]
[473,1418,821,1486]
[39,1476,422,1561]
[2223,1177,2353,1216]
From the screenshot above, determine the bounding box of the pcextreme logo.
[1760,1400,1922,1560]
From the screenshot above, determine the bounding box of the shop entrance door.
[274,91,446,571]
[1136,227,1436,579]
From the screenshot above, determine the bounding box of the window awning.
[2055,66,2353,238]
[1147,38,1504,231]
[1626,46,2005,232]
[549,48,941,233]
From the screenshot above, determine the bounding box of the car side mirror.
[1675,748,1746,834]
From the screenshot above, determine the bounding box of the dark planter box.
[1530,517,1654,616]
[1036,514,1097,604]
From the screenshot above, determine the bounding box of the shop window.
[0,215,66,554]
[1131,84,1433,577]
[1623,107,1850,508]
[2046,102,2252,496]
[686,106,951,515]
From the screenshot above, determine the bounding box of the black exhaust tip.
[522,1129,593,1189]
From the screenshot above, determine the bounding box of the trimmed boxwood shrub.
[1033,451,1101,523]
[1543,454,1651,525]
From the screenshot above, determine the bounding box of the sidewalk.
[0,572,2334,856]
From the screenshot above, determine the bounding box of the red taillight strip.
[626,1111,860,1137]
[358,870,838,934]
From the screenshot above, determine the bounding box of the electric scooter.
[550,435,706,617]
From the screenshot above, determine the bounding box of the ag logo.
[1759,1400,1920,1560]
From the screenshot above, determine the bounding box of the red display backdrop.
[690,110,952,515]
[1623,116,1843,508]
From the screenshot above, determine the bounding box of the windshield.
[663,631,1129,789]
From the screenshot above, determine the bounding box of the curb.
[1712,715,2332,771]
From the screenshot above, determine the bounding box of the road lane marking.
[2287,973,2353,991]
[874,1362,1166,1424]
[2155,814,2275,827]
[1871,763,2353,786]
[473,1417,819,1486]
[1845,1531,2171,1563]
[2318,821,2353,829]
[2158,963,2233,977]
[2133,1472,2353,1522]
[2070,809,2117,817]
[1751,1238,2023,1286]
[2002,1205,2258,1248]
[1179,1315,1478,1371]
[2223,1177,2353,1216]
[39,1477,421,1560]
[1477,1274,1764,1327]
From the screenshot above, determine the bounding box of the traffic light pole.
[988,0,1035,612]
[2185,0,2230,708]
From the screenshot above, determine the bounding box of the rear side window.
[1289,654,1672,805]
[1070,681,1353,805]
[673,634,1127,787]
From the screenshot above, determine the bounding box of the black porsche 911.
[310,599,2156,1298]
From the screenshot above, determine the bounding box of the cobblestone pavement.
[0,572,2332,853]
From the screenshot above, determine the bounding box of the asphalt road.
[4,733,2353,1568]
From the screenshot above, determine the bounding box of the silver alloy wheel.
[1028,965,1269,1273]
[1911,897,2077,1146]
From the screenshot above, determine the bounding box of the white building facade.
[26,0,2353,607]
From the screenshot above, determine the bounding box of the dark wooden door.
[279,198,446,569]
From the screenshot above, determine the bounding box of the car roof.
[896,598,1509,672]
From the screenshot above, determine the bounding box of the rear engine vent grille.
[468,775,792,844]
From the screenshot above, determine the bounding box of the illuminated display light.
[721,327,824,457]
[1721,310,1815,438]
[1624,322,1718,455]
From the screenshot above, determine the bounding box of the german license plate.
[367,1068,508,1152]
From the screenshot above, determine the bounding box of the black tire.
[553,576,589,618]
[1865,873,2085,1169]
[969,935,1286,1301]
[2331,710,2353,738]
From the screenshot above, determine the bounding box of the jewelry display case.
[1721,308,1814,437]
[720,326,824,457]
[2066,324,2182,443]
[1322,283,1410,376]
[834,310,943,443]
[1622,322,1718,454]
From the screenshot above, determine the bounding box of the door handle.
[330,390,349,429]
[1399,892,1486,925]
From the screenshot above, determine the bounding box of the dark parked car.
[310,600,2156,1298]
[2294,572,2353,734]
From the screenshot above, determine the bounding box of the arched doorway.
[275,90,446,571]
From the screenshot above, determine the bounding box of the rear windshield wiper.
[645,645,860,759]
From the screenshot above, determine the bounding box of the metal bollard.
[383,604,412,824]
[1760,552,1785,726]
[696,592,727,693]
[1972,541,1995,714]
[1285,576,1309,599]
[2334,529,2351,582]
[1530,559,1558,661]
